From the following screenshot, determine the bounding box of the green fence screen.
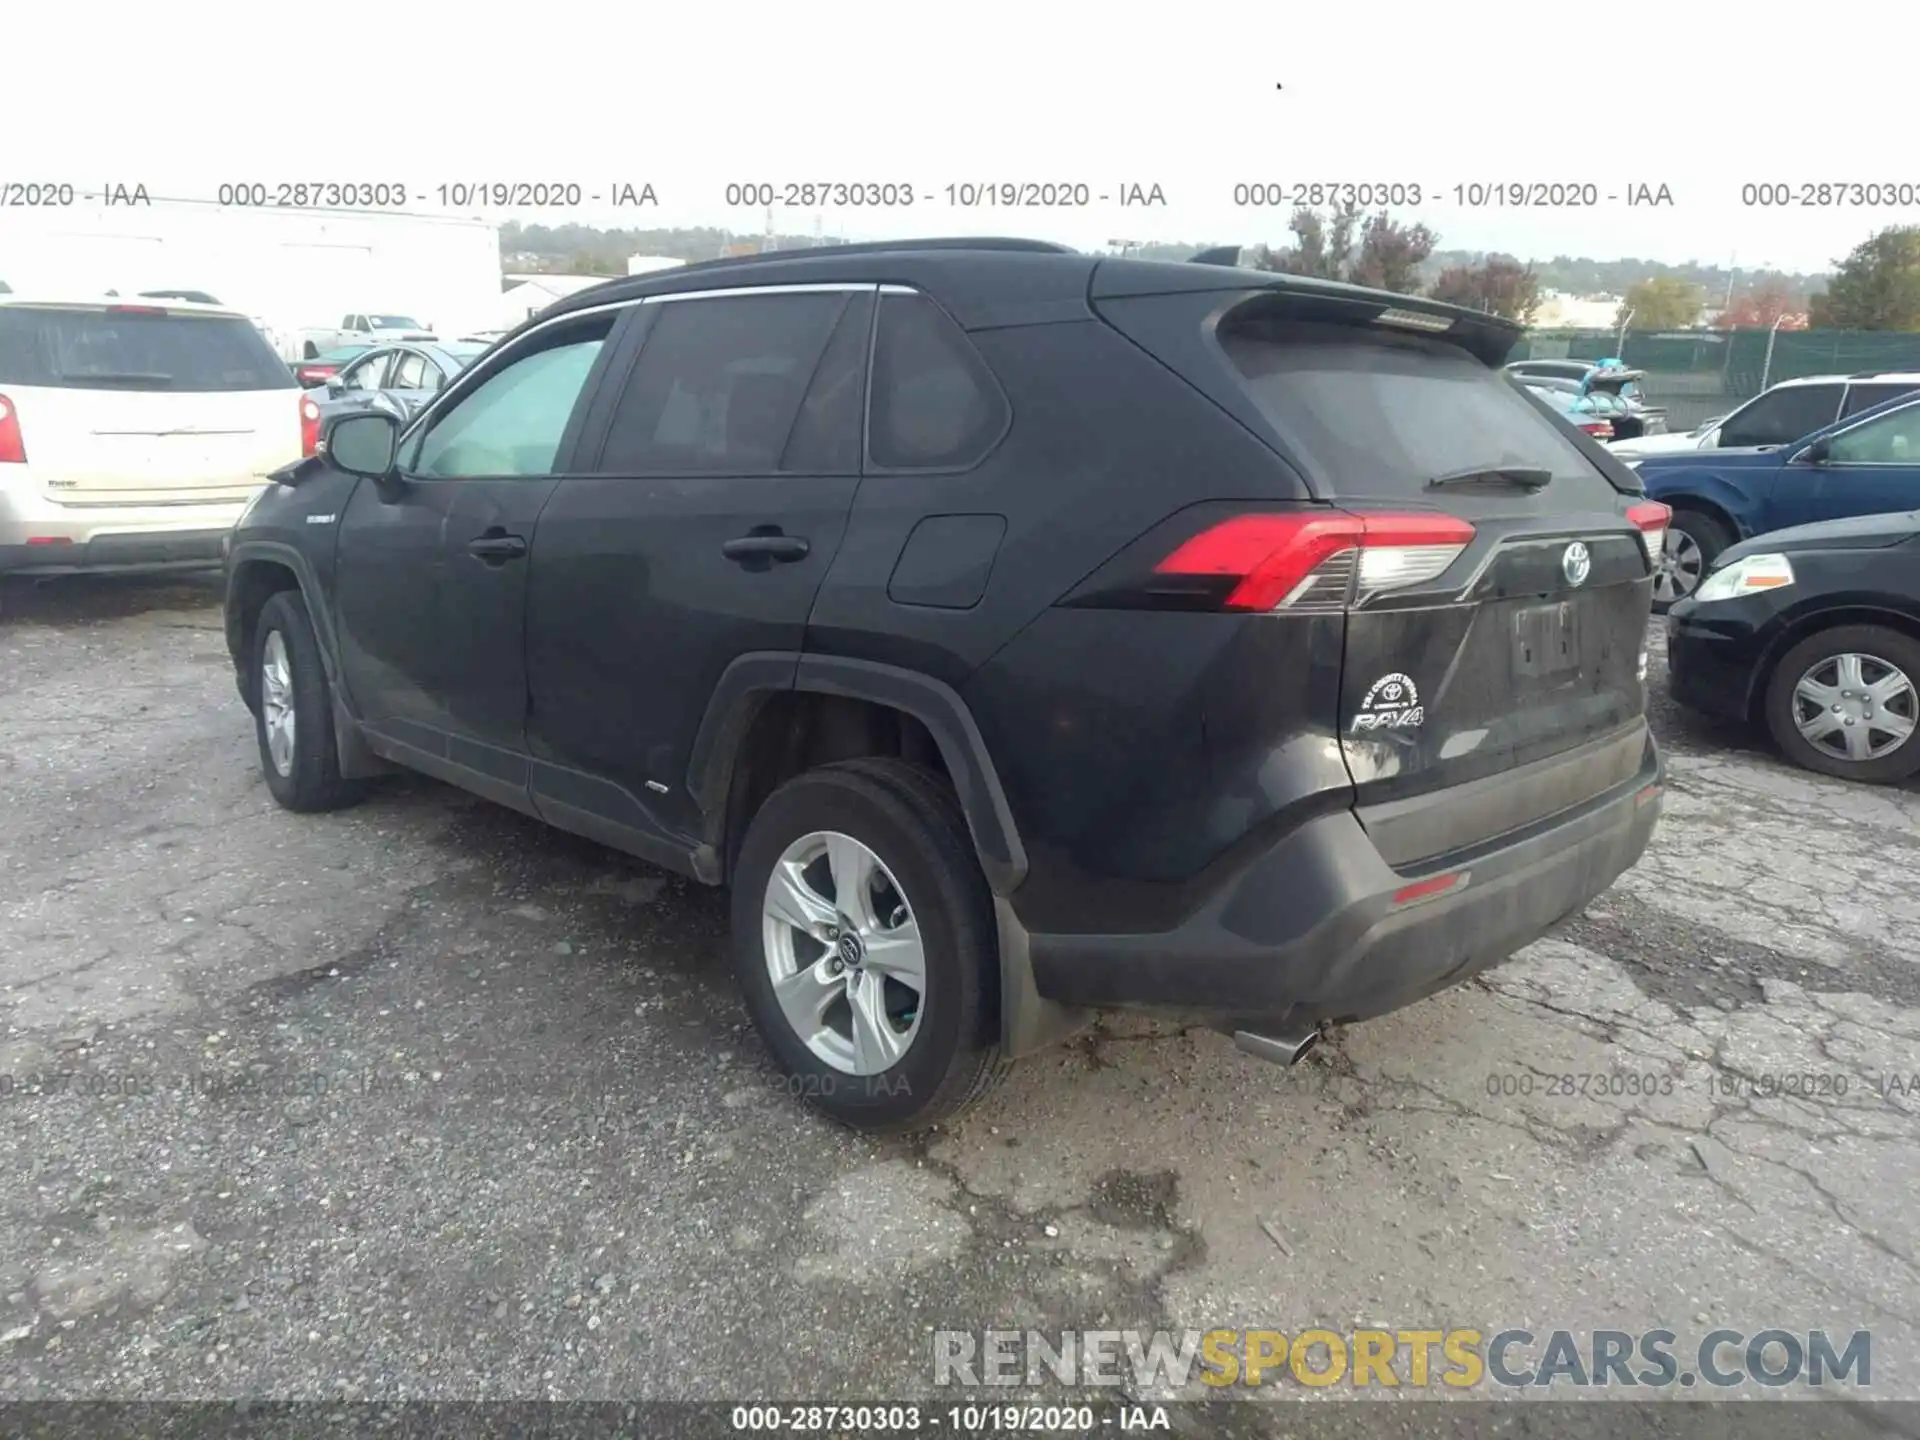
[1509,329,1920,430]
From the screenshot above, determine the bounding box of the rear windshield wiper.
[1426,465,1554,492]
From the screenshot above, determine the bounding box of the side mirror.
[324,373,346,393]
[326,411,401,481]
[1801,437,1831,466]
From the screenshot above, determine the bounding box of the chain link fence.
[1509,329,1920,431]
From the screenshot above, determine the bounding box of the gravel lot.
[2,572,1917,1425]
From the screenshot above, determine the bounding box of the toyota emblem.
[1562,542,1592,587]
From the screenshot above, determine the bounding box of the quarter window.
[867,293,1008,470]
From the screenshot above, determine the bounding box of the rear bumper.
[1026,730,1663,1027]
[0,483,250,574]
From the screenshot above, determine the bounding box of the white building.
[627,254,687,276]
[1530,291,1624,329]
[0,197,502,353]
[485,274,616,329]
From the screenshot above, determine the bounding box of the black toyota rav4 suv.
[224,239,1668,1132]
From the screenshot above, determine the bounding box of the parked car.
[1665,509,1919,784]
[0,294,304,575]
[224,238,1666,1132]
[308,341,489,426]
[291,345,369,388]
[1611,371,1920,460]
[1630,388,1920,608]
[1506,359,1667,440]
[1519,376,1632,441]
[296,313,436,359]
[457,330,509,345]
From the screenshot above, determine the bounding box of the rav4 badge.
[1351,672,1424,733]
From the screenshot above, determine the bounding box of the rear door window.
[597,291,848,475]
[867,292,1008,471]
[1717,383,1843,447]
[1841,381,1920,417]
[0,306,297,392]
[1218,320,1608,499]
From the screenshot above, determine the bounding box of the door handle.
[467,532,528,562]
[721,533,810,563]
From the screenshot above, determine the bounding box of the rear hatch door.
[1219,311,1654,848]
[1094,279,1657,862]
[0,302,302,505]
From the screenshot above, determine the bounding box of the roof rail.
[649,236,1078,279]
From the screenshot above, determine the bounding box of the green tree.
[1256,202,1435,295]
[1615,276,1703,330]
[1427,254,1542,322]
[1808,226,1920,330]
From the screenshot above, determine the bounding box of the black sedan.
[1666,509,1920,784]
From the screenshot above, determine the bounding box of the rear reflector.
[1393,871,1467,906]
[1626,500,1671,565]
[0,395,23,463]
[1154,511,1475,612]
[26,536,72,546]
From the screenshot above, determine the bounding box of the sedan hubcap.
[260,630,297,777]
[1792,652,1916,764]
[761,831,925,1076]
[1652,529,1703,603]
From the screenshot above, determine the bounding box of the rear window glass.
[1220,321,1598,496]
[0,307,296,392]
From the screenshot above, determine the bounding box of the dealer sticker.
[1351,672,1424,733]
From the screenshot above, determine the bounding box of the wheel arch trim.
[686,652,1029,897]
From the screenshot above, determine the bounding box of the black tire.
[730,758,1010,1134]
[1763,625,1920,785]
[1652,509,1735,613]
[252,590,363,812]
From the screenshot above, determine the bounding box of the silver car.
[309,341,488,426]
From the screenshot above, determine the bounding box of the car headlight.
[1693,553,1795,603]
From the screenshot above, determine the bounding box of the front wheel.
[252,590,363,812]
[1764,625,1920,785]
[729,758,1009,1134]
[1652,510,1733,612]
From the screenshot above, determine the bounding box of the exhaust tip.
[1232,1026,1324,1067]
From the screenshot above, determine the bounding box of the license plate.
[1512,601,1581,680]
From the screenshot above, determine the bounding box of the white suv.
[1610,372,1920,458]
[0,295,307,575]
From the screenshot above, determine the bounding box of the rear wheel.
[730,758,1009,1134]
[1764,625,1920,784]
[1652,510,1732,611]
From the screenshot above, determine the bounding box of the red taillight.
[300,395,322,457]
[0,394,24,463]
[1626,499,1671,565]
[1153,511,1476,612]
[1579,420,1614,439]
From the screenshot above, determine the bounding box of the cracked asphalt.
[2,572,1917,1426]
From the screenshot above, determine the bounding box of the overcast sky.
[6,0,1915,274]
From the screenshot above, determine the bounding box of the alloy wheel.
[761,830,926,1075]
[1653,528,1704,604]
[260,630,297,777]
